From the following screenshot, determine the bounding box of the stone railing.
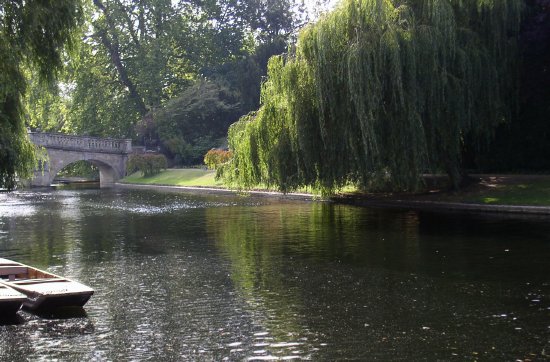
[28,132,132,153]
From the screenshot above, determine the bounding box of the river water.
[0,187,549,361]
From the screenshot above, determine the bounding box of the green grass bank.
[121,168,223,187]
[120,169,550,208]
[455,176,550,206]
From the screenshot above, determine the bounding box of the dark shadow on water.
[0,313,24,326]
[33,306,89,320]
[52,181,100,190]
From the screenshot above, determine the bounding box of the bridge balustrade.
[28,132,132,154]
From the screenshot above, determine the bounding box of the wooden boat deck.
[0,284,26,301]
[0,258,94,310]
[0,283,26,315]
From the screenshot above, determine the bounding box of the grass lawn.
[338,175,550,207]
[463,178,550,206]
[121,168,315,193]
[390,175,550,207]
[121,168,224,187]
[121,170,550,207]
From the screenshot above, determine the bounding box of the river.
[0,187,549,361]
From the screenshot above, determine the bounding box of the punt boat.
[0,283,26,315]
[0,258,94,311]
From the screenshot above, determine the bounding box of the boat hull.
[24,291,94,311]
[0,300,25,315]
[0,284,26,315]
[0,258,94,311]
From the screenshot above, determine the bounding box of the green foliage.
[64,0,301,138]
[204,37,289,114]
[127,153,168,177]
[204,149,233,170]
[23,70,69,133]
[142,79,240,165]
[9,0,295,169]
[64,40,142,138]
[0,0,82,189]
[57,161,99,179]
[470,0,550,173]
[23,0,304,173]
[137,38,290,167]
[222,0,523,194]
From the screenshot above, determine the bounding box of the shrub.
[127,154,167,177]
[204,149,232,170]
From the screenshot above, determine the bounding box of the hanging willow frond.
[221,0,523,194]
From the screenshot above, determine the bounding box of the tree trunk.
[93,0,148,116]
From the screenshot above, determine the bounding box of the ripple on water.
[97,199,242,215]
[247,356,279,361]
[2,189,550,361]
[0,195,37,217]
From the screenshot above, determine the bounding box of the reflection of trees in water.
[1,205,70,268]
[207,203,309,352]
[208,201,422,271]
[205,202,550,360]
[206,202,422,357]
[0,323,34,361]
[0,193,97,360]
[206,205,320,355]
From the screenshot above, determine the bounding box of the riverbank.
[116,182,315,201]
[120,170,550,215]
[119,169,314,200]
[122,168,223,187]
[334,174,550,215]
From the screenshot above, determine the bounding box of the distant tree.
[63,0,300,138]
[142,79,241,165]
[204,37,288,114]
[22,0,308,167]
[0,0,81,189]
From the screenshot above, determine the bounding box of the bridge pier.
[31,168,53,187]
[96,162,117,188]
[28,133,132,188]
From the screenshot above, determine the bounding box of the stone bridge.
[28,132,132,188]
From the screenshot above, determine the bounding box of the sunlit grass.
[121,168,319,194]
[121,170,550,206]
[121,168,224,187]
[469,181,550,206]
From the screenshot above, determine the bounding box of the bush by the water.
[127,154,167,177]
[204,149,232,170]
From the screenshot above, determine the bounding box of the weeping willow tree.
[0,1,81,190]
[221,0,523,194]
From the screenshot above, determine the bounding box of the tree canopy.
[25,0,307,166]
[472,0,550,172]
[0,0,82,189]
[221,0,524,194]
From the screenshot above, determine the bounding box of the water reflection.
[0,188,549,360]
[0,314,24,326]
[207,202,550,360]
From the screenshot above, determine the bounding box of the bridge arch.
[28,132,132,188]
[47,156,121,188]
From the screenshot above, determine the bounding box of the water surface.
[0,188,549,361]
